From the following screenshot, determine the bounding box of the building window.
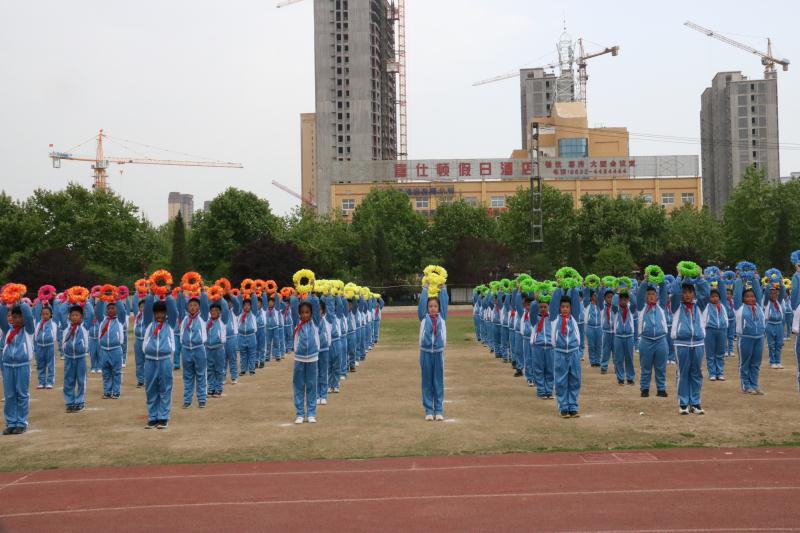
[619,192,631,200]
[464,196,478,207]
[661,192,674,207]
[642,193,653,203]
[558,138,588,158]
[341,199,355,212]
[415,197,429,209]
[682,192,695,205]
[490,196,505,208]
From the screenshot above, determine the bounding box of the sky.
[1,0,798,225]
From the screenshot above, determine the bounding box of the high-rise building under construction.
[307,0,398,212]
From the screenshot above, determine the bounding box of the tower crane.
[49,129,243,190]
[684,21,790,77]
[276,0,408,159]
[271,180,317,208]
[575,39,619,103]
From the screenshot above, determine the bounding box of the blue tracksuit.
[238,294,259,373]
[179,294,209,405]
[284,296,298,356]
[670,277,709,407]
[256,302,266,365]
[293,296,322,418]
[60,303,95,408]
[520,305,534,383]
[582,293,602,366]
[500,293,511,361]
[337,297,349,377]
[703,298,730,379]
[142,295,178,423]
[318,310,331,400]
[637,282,669,392]
[205,298,230,395]
[599,291,615,371]
[611,293,636,383]
[265,299,282,362]
[88,312,101,373]
[33,309,58,388]
[725,290,736,355]
[97,299,128,397]
[345,300,357,370]
[325,295,342,391]
[551,288,582,413]
[734,279,765,392]
[783,295,794,339]
[763,285,786,365]
[224,296,241,382]
[531,299,556,398]
[1,303,35,429]
[419,286,448,416]
[791,273,800,390]
[133,297,146,386]
[173,293,185,370]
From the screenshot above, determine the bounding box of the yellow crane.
[49,129,243,190]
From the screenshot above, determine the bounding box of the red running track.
[1,447,799,532]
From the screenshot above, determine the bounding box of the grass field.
[1,315,799,472]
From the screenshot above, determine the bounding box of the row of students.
[1,285,384,434]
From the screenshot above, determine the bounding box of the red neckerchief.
[153,321,165,336]
[621,306,628,323]
[606,306,611,322]
[100,318,111,337]
[537,312,548,333]
[728,296,734,308]
[294,318,309,337]
[66,323,78,342]
[647,302,654,312]
[431,313,438,337]
[560,314,569,335]
[684,303,694,318]
[523,309,529,321]
[715,303,721,315]
[136,311,142,321]
[206,318,214,331]
[750,304,757,317]
[283,306,289,317]
[773,301,781,313]
[37,318,49,335]
[510,308,516,318]
[7,326,23,344]
[187,313,197,328]
[240,310,248,323]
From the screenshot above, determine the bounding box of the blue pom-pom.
[737,261,756,273]
[791,250,800,265]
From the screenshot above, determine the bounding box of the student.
[179,293,208,408]
[783,288,793,341]
[345,297,358,372]
[173,292,185,371]
[205,298,229,398]
[317,299,331,405]
[61,302,94,412]
[520,295,535,387]
[264,294,281,363]
[142,294,179,429]
[132,298,146,388]
[336,294,349,381]
[500,290,511,364]
[238,293,258,376]
[256,297,267,368]
[583,289,603,368]
[473,291,482,343]
[418,283,448,421]
[599,287,615,375]
[531,292,555,400]
[734,277,766,394]
[762,279,786,369]
[511,288,524,377]
[664,275,678,364]
[491,292,502,358]
[670,275,709,415]
[636,279,669,397]
[1,302,35,434]
[284,293,298,358]
[374,294,384,344]
[552,291,582,417]
[223,294,240,385]
[33,303,57,389]
[293,294,322,424]
[611,290,636,386]
[96,297,128,399]
[88,301,101,374]
[703,286,731,381]
[325,293,342,394]
[725,285,737,358]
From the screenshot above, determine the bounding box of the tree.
[190,188,281,278]
[350,188,426,284]
[283,206,354,278]
[6,248,97,292]
[424,200,496,261]
[443,236,513,286]
[663,204,724,264]
[0,192,41,276]
[170,212,192,275]
[228,236,316,289]
[723,166,774,268]
[592,242,636,275]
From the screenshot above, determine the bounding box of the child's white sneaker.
[320,398,327,405]
[425,414,434,421]
[308,416,317,423]
[316,399,321,405]
[333,388,340,393]
[294,417,304,424]
[435,414,444,421]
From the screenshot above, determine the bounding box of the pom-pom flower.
[555,267,583,290]
[584,274,601,289]
[149,270,173,298]
[783,278,792,290]
[677,261,701,278]
[230,288,241,297]
[207,285,223,301]
[135,278,149,296]
[722,270,736,283]
[91,285,102,299]
[240,278,255,295]
[38,284,56,302]
[423,265,448,286]
[264,280,278,296]
[215,278,232,294]
[736,261,757,279]
[66,286,89,304]
[615,276,634,291]
[765,268,782,284]
[520,278,536,293]
[791,250,800,266]
[2,283,27,304]
[181,272,202,293]
[644,265,665,284]
[293,269,316,294]
[100,284,117,303]
[601,276,617,288]
[280,287,296,299]
[117,285,130,300]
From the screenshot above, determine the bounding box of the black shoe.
[641,389,649,398]
[514,369,523,377]
[349,367,356,373]
[136,382,143,388]
[511,362,518,370]
[156,420,168,429]
[182,403,191,409]
[569,411,580,418]
[626,379,635,385]
[111,394,120,399]
[600,368,608,374]
[559,411,570,418]
[239,371,246,376]
[76,404,85,411]
[145,420,158,429]
[618,380,624,385]
[2,427,14,435]
[102,393,111,399]
[249,371,256,375]
[66,405,75,413]
[657,390,668,398]
[14,426,26,434]
[199,402,206,409]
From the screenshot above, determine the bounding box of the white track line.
[1,485,799,519]
[10,455,800,487]
[0,473,29,493]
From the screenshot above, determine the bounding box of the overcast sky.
[1,0,797,225]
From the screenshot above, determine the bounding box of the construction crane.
[276,0,408,159]
[473,31,619,106]
[271,180,317,208]
[684,21,790,77]
[50,129,243,190]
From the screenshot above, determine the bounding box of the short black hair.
[106,301,116,308]
[681,283,695,293]
[646,285,657,293]
[710,288,720,297]
[152,301,167,313]
[742,288,755,298]
[320,300,327,313]
[560,295,571,304]
[188,297,200,305]
[210,302,221,311]
[138,300,145,307]
[69,305,84,316]
[619,292,630,299]
[298,301,312,313]
[524,295,535,304]
[10,306,22,316]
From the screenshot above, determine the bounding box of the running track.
[1,447,799,532]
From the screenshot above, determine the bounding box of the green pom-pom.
[644,265,665,284]
[677,260,701,278]
[602,276,618,288]
[585,274,601,288]
[499,278,512,291]
[555,266,583,290]
[615,276,633,290]
[489,281,501,294]
[519,278,536,293]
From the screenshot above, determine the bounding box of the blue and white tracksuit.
[265,302,281,362]
[611,295,636,383]
[419,286,448,416]
[97,300,128,396]
[1,303,35,429]
[238,295,259,373]
[318,313,332,400]
[783,295,794,339]
[326,295,342,391]
[763,290,786,366]
[599,292,615,371]
[34,317,57,387]
[520,307,534,383]
[142,294,178,423]
[583,296,602,366]
[88,314,101,373]
[60,303,94,408]
[173,294,185,370]
[256,304,266,365]
[293,296,322,419]
[703,300,730,379]
[224,297,240,382]
[734,279,765,392]
[552,307,582,414]
[531,306,555,398]
[205,299,229,395]
[725,292,736,356]
[337,299,349,377]
[133,302,146,385]
[637,282,669,392]
[670,277,709,408]
[180,305,208,405]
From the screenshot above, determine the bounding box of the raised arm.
[549,288,562,318]
[733,278,743,310]
[143,294,154,328]
[166,295,179,329]
[669,276,682,314]
[220,297,231,324]
[695,279,709,311]
[636,282,648,312]
[231,295,242,315]
[793,271,800,309]
[83,300,95,329]
[440,285,449,321]
[310,295,322,326]
[115,298,127,324]
[0,305,9,335]
[22,302,35,334]
[418,287,429,321]
[570,287,581,321]
[199,291,210,321]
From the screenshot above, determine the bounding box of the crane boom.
[276,0,305,8]
[474,62,559,87]
[684,21,790,75]
[271,180,317,208]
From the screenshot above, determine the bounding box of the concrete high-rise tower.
[700,71,780,213]
[312,0,398,212]
[168,192,194,225]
